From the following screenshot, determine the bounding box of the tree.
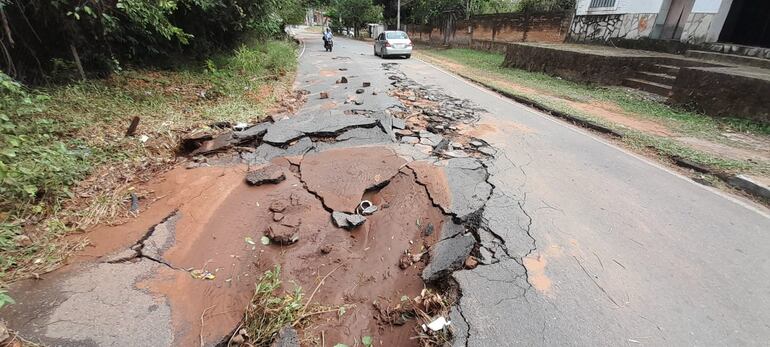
[329,0,382,37]
[0,0,311,83]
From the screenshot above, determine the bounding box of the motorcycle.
[324,37,333,52]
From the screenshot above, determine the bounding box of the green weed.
[0,39,298,284]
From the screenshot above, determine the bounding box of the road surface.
[300,31,770,346]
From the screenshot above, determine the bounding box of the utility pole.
[397,0,401,30]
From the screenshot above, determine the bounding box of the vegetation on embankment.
[417,48,770,177]
[0,37,298,283]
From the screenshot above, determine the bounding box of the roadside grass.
[416,48,770,174]
[234,266,349,346]
[0,38,298,284]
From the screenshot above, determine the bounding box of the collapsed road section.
[1,62,535,347]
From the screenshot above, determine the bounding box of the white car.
[374,31,413,59]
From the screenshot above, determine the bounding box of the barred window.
[589,0,616,8]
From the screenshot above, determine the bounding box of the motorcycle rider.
[323,28,333,49]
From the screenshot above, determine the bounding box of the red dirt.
[300,147,407,213]
[65,146,447,347]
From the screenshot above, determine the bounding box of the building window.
[589,0,616,9]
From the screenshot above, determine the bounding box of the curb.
[727,175,770,201]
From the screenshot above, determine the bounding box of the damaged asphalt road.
[5,29,770,347]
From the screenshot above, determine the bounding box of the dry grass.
[228,266,350,347]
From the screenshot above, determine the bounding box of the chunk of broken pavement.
[331,211,367,229]
[400,136,419,144]
[392,118,406,130]
[422,234,475,283]
[245,165,286,186]
[269,201,287,213]
[266,223,299,245]
[271,325,300,347]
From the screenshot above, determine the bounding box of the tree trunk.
[70,44,86,81]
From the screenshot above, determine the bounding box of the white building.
[570,0,769,48]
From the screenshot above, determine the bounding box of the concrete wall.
[670,66,770,124]
[406,12,570,49]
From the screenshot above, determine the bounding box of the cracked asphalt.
[296,32,770,345]
[4,28,770,346]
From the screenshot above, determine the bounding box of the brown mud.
[60,146,447,346]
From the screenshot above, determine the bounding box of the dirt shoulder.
[416,48,770,203]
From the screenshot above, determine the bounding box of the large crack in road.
[3,57,539,347]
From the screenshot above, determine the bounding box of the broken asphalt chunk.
[271,325,300,347]
[262,111,378,145]
[422,234,475,283]
[331,211,366,230]
[392,118,406,130]
[266,223,299,245]
[245,165,286,186]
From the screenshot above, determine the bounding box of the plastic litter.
[422,316,451,332]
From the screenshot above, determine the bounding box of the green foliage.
[243,265,305,346]
[0,40,297,283]
[2,0,306,82]
[329,0,382,36]
[0,288,15,309]
[0,73,87,215]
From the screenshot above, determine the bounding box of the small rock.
[280,215,301,228]
[354,100,364,105]
[320,244,333,254]
[271,325,300,347]
[339,68,348,71]
[266,223,299,245]
[363,82,371,87]
[399,253,412,269]
[337,76,348,84]
[332,211,351,228]
[423,223,434,236]
[269,201,288,213]
[14,234,32,247]
[272,213,285,222]
[331,211,366,229]
[396,129,413,136]
[245,165,286,186]
[346,214,367,227]
[401,136,419,144]
[372,91,378,95]
[469,141,484,147]
[465,256,479,269]
[319,92,329,99]
[355,89,365,94]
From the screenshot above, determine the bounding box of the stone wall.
[569,13,657,42]
[570,12,717,45]
[670,66,770,124]
[406,12,570,50]
[681,13,715,44]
